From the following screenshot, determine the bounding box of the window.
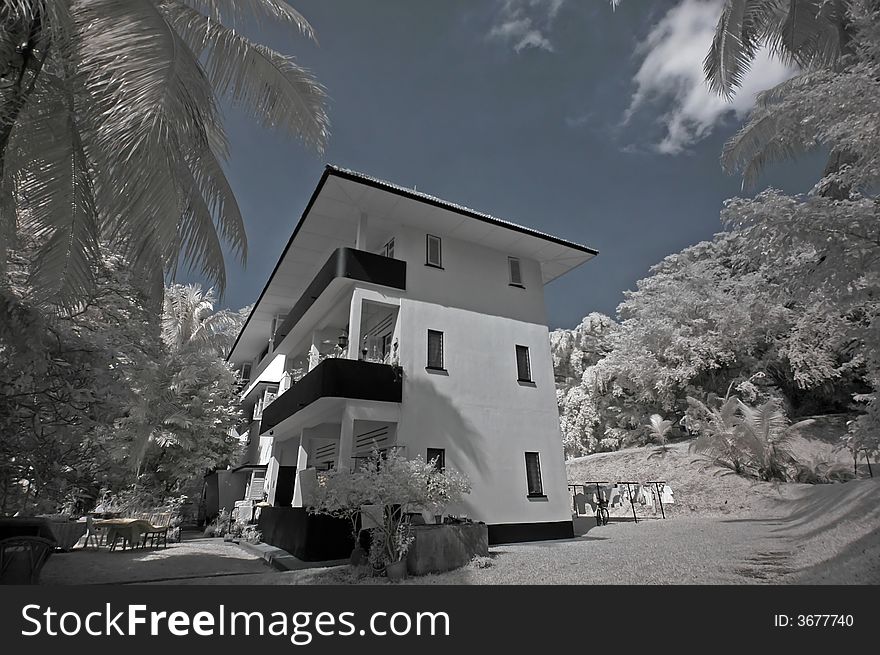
[525,452,544,497]
[426,234,442,268]
[427,448,446,472]
[381,238,395,259]
[427,330,444,369]
[515,345,532,382]
[508,257,524,287]
[239,363,252,384]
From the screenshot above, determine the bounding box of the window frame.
[524,452,545,498]
[515,344,532,383]
[425,234,443,268]
[382,238,395,259]
[426,329,445,371]
[508,256,524,288]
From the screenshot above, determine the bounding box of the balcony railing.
[259,358,403,434]
[272,248,406,346]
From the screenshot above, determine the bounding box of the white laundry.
[660,484,675,504]
[642,485,655,508]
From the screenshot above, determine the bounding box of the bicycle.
[595,498,609,526]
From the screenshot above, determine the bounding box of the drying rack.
[568,480,669,522]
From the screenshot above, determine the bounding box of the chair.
[141,513,172,549]
[0,536,56,584]
[84,516,107,549]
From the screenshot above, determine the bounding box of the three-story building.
[226,165,597,545]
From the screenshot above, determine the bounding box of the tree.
[646,414,673,450]
[162,283,245,357]
[704,0,850,99]
[0,1,328,307]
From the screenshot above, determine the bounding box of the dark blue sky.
[202,0,824,329]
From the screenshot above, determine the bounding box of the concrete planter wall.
[406,522,488,576]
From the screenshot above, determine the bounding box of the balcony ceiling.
[228,165,597,364]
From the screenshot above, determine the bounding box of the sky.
[202,0,827,330]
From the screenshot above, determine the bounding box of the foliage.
[310,448,471,568]
[646,414,674,450]
[0,0,328,308]
[792,455,855,484]
[0,256,244,514]
[689,395,814,481]
[704,0,849,100]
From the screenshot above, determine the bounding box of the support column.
[291,432,310,507]
[346,291,364,360]
[337,407,356,472]
[265,441,281,505]
[356,212,368,250]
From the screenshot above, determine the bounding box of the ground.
[41,421,878,585]
[42,474,880,585]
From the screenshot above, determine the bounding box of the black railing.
[273,248,406,345]
[259,358,403,434]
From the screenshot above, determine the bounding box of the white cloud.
[488,0,566,53]
[624,0,797,154]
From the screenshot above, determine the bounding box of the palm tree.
[688,395,752,476]
[736,399,813,481]
[0,1,328,308]
[646,413,673,450]
[703,0,872,194]
[704,0,850,99]
[161,283,243,356]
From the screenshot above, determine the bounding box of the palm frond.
[176,0,316,41]
[14,76,99,308]
[74,0,236,294]
[184,129,247,266]
[721,73,821,189]
[704,0,772,98]
[175,160,228,293]
[763,0,844,68]
[165,2,328,151]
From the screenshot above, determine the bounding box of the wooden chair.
[0,536,56,584]
[84,516,107,549]
[141,513,172,549]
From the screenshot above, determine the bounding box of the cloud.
[488,0,566,53]
[565,111,595,129]
[624,0,797,154]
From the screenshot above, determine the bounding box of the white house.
[226,165,597,545]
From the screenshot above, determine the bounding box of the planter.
[386,559,407,582]
[406,522,489,576]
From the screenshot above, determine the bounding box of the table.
[94,519,154,551]
[45,520,88,551]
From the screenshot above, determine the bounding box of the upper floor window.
[525,452,544,497]
[239,363,252,384]
[427,329,444,370]
[508,257,524,287]
[515,345,532,382]
[426,234,442,268]
[381,238,395,259]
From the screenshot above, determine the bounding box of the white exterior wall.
[394,225,548,325]
[254,215,573,531]
[395,299,569,526]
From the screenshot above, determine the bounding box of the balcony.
[259,358,403,434]
[272,248,406,346]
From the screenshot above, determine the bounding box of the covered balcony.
[272,247,406,347]
[259,358,402,435]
